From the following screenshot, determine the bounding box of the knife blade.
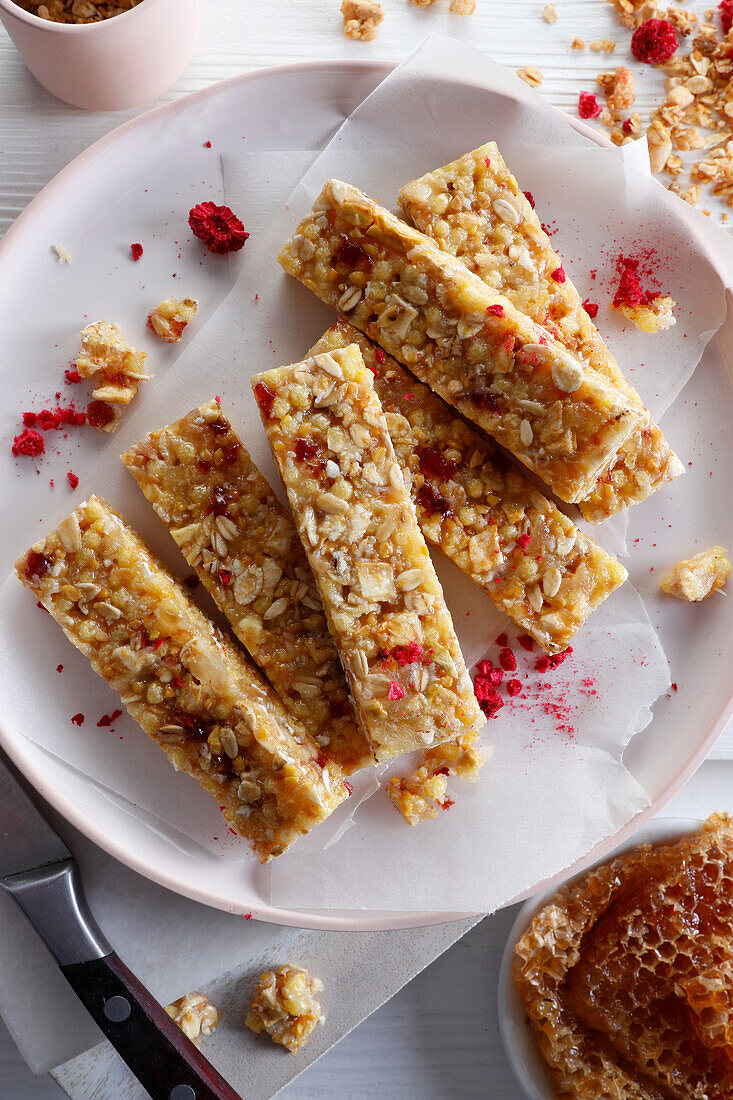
[0,750,243,1100]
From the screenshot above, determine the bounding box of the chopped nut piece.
[16,497,349,862]
[147,297,198,343]
[75,321,150,432]
[246,966,323,1053]
[571,36,586,49]
[123,401,373,774]
[253,345,483,762]
[341,0,384,40]
[310,321,628,654]
[517,65,544,87]
[614,294,677,332]
[53,244,71,263]
[164,993,219,1047]
[398,144,684,522]
[543,3,558,22]
[661,545,730,601]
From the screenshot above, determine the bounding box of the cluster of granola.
[661,545,731,600]
[388,730,484,826]
[16,0,141,22]
[598,0,733,212]
[341,0,384,40]
[75,321,149,433]
[246,966,323,1053]
[165,992,220,1047]
[147,297,198,343]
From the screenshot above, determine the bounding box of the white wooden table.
[1,1,730,1096]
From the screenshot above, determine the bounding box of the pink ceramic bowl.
[0,0,199,110]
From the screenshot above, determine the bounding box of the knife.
[0,750,242,1100]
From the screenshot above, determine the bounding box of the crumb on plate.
[164,992,220,1047]
[75,320,150,433]
[661,545,730,602]
[147,297,198,343]
[341,0,384,40]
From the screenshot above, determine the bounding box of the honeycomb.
[514,814,733,1098]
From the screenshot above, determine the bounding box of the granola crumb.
[147,297,198,343]
[571,36,586,48]
[615,294,677,332]
[661,546,731,601]
[517,65,544,88]
[599,65,636,110]
[53,244,71,263]
[164,993,220,1048]
[449,0,476,12]
[341,0,384,40]
[246,966,323,1053]
[17,0,141,23]
[75,321,149,432]
[388,731,485,826]
[543,3,558,21]
[589,39,604,51]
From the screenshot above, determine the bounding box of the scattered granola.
[147,297,198,343]
[449,0,476,13]
[164,993,220,1048]
[16,0,141,23]
[517,65,544,87]
[661,545,731,601]
[246,966,324,1053]
[543,3,558,22]
[388,730,485,826]
[341,0,384,40]
[571,36,586,48]
[616,294,677,332]
[599,65,636,110]
[53,245,71,263]
[75,321,149,433]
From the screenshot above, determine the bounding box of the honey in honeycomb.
[514,814,733,1098]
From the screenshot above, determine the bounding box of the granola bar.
[398,143,685,521]
[16,496,348,862]
[122,401,373,774]
[279,180,644,505]
[309,321,628,654]
[253,344,483,761]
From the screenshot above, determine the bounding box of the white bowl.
[0,0,199,110]
[497,817,704,1100]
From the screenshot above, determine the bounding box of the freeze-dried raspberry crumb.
[440,798,455,811]
[613,259,648,308]
[220,569,231,586]
[486,304,504,317]
[97,709,122,727]
[130,243,143,261]
[551,266,566,283]
[518,634,534,652]
[188,201,249,254]
[721,0,733,33]
[583,299,599,319]
[71,713,85,726]
[671,681,678,691]
[345,781,353,795]
[375,347,386,365]
[388,681,405,701]
[535,655,550,673]
[67,471,79,489]
[499,648,517,672]
[631,18,678,64]
[484,156,491,168]
[495,633,508,647]
[56,664,63,673]
[507,678,522,697]
[516,532,531,549]
[548,646,573,668]
[24,405,86,431]
[12,429,44,457]
[523,191,535,209]
[578,91,602,119]
[65,369,81,384]
[204,140,212,148]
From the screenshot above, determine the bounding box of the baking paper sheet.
[0,37,727,911]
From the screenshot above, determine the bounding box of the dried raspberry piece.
[440,798,455,811]
[523,191,535,209]
[535,655,551,673]
[97,709,122,727]
[484,156,491,168]
[388,681,405,701]
[613,260,647,309]
[507,678,522,697]
[631,18,678,64]
[499,648,517,672]
[71,713,85,726]
[516,532,531,550]
[551,266,566,283]
[583,299,599,319]
[12,429,44,458]
[375,347,386,365]
[495,633,508,647]
[486,304,504,317]
[518,634,534,652]
[721,0,733,33]
[188,202,249,254]
[65,369,81,384]
[130,243,143,261]
[578,91,602,119]
[67,471,79,490]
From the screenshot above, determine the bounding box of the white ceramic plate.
[0,62,731,931]
[497,817,703,1100]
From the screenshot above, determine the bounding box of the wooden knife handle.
[61,952,242,1100]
